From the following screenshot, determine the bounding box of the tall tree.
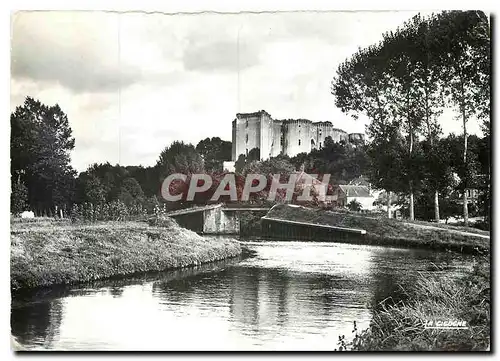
[405,14,446,221]
[332,42,402,217]
[11,97,76,215]
[432,11,490,226]
[384,25,425,220]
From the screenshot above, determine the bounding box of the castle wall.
[233,111,265,160]
[270,120,282,157]
[330,128,348,143]
[312,122,334,149]
[259,112,273,160]
[231,120,237,160]
[283,119,314,157]
[231,110,360,161]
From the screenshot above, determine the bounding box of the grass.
[266,204,490,254]
[10,217,242,291]
[349,259,490,351]
[239,210,269,237]
[405,218,490,236]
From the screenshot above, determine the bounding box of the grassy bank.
[350,260,490,351]
[10,217,241,291]
[266,204,490,254]
[239,210,269,238]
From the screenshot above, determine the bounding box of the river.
[11,239,475,351]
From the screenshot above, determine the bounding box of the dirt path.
[403,222,490,239]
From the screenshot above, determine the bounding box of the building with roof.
[336,184,376,211]
[231,110,364,161]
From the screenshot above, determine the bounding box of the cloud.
[11,10,480,173]
[11,11,144,92]
[183,40,258,72]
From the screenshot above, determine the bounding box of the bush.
[347,200,362,212]
[70,200,150,222]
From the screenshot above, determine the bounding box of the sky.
[10,10,484,172]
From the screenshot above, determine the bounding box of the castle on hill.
[231,110,364,161]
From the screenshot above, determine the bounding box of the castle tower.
[231,110,362,161]
[232,110,275,161]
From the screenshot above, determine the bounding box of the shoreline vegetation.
[265,204,490,255]
[348,260,490,351]
[10,216,242,291]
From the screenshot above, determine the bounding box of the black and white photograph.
[8,4,491,352]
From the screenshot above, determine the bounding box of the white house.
[336,185,376,211]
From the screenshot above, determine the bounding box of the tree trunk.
[409,186,414,221]
[434,189,440,222]
[387,190,392,218]
[462,107,469,227]
[463,191,468,226]
[408,114,415,221]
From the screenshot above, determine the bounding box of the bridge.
[165,204,269,234]
[166,204,367,243]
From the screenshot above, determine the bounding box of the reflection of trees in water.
[229,267,261,327]
[152,267,230,305]
[11,299,63,348]
[108,287,124,298]
[228,267,364,331]
[369,269,407,311]
[367,250,420,311]
[368,248,472,312]
[307,274,346,315]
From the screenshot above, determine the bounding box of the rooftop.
[338,185,373,198]
[236,110,271,118]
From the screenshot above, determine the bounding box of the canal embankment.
[265,204,490,254]
[350,259,490,351]
[10,216,242,291]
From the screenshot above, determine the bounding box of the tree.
[332,11,490,223]
[121,177,144,199]
[476,134,491,224]
[347,200,362,212]
[332,41,401,217]
[366,126,408,218]
[156,141,204,179]
[288,137,369,185]
[83,176,107,205]
[289,152,310,171]
[11,181,28,215]
[240,156,296,204]
[383,26,425,220]
[247,147,261,162]
[126,165,159,198]
[400,14,446,221]
[241,156,295,178]
[431,11,490,226]
[118,177,144,206]
[196,137,232,172]
[234,154,247,174]
[11,97,76,215]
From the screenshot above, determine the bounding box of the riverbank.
[351,260,490,351]
[266,204,490,254]
[10,217,242,291]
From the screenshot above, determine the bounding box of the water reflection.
[11,299,63,349]
[11,241,473,351]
